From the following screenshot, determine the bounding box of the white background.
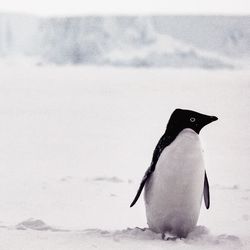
[0,0,250,16]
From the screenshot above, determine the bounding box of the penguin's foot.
[161,232,179,240]
[166,236,182,241]
[135,227,147,231]
[161,233,166,240]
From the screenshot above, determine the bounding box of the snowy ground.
[0,65,250,249]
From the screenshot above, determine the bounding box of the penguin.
[130,109,218,238]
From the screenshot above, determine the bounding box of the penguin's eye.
[190,117,196,122]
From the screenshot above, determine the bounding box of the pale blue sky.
[0,0,250,16]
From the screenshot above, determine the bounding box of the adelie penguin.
[130,109,218,238]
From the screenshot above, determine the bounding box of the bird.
[130,108,218,238]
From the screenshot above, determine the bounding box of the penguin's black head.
[166,109,218,135]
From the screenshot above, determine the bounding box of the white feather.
[144,128,205,237]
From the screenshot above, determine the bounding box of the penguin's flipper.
[203,171,210,209]
[130,167,153,207]
[130,134,170,207]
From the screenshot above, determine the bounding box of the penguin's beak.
[210,116,218,122]
[203,115,218,126]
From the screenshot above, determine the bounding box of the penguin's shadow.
[185,226,241,245]
[11,221,242,247]
[94,226,242,246]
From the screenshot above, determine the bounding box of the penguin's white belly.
[144,128,205,237]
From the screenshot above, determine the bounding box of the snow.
[0,14,250,68]
[0,65,250,249]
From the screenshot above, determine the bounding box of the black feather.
[204,171,210,209]
[130,134,173,207]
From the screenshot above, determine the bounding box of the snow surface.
[0,65,250,249]
[0,14,250,68]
